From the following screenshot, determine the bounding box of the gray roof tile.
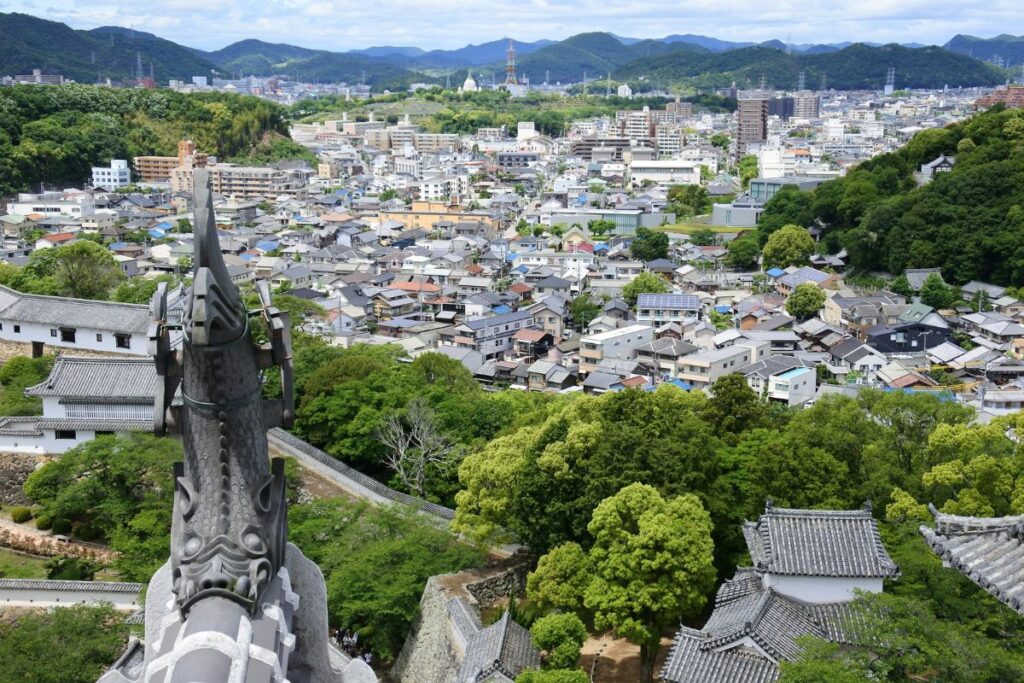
[921,509,1024,614]
[0,285,150,334]
[744,503,900,579]
[25,356,156,400]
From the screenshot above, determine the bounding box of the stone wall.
[0,340,138,363]
[389,576,459,683]
[389,554,533,683]
[0,453,45,506]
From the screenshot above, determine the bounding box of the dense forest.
[0,85,306,193]
[758,105,1024,285]
[0,13,226,83]
[616,42,1008,90]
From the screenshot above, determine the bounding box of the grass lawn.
[654,223,755,235]
[0,548,48,579]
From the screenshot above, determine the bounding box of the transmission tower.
[798,70,806,91]
[136,52,144,80]
[505,39,517,85]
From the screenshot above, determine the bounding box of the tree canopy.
[762,224,815,269]
[785,282,827,319]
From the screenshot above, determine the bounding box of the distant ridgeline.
[757,106,1024,287]
[0,85,302,194]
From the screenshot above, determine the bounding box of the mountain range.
[0,12,1013,90]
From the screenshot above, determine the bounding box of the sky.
[2,0,1022,51]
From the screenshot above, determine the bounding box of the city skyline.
[2,0,1021,52]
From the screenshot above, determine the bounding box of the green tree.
[583,484,716,682]
[47,241,123,299]
[622,271,669,307]
[569,294,602,331]
[629,227,669,261]
[516,671,589,683]
[530,613,588,669]
[762,225,815,269]
[289,498,483,661]
[703,374,770,436]
[23,433,180,578]
[710,133,730,149]
[725,232,760,270]
[785,282,827,320]
[889,274,914,297]
[0,355,55,416]
[586,219,616,239]
[779,592,1024,683]
[527,542,591,614]
[738,154,759,188]
[920,272,957,309]
[689,227,717,246]
[0,604,129,683]
[112,274,176,304]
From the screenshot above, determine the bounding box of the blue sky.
[3,0,1022,51]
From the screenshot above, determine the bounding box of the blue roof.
[777,367,811,379]
[506,252,520,262]
[766,268,786,278]
[108,241,128,250]
[667,379,694,391]
[513,265,529,273]
[156,221,172,229]
[148,229,165,239]
[240,253,257,261]
[492,304,512,314]
[594,243,610,252]
[714,305,732,314]
[256,240,279,251]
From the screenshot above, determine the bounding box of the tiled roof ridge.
[0,284,148,311]
[927,504,1024,534]
[0,578,142,592]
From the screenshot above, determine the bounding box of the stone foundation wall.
[389,576,459,683]
[389,554,533,683]
[0,340,139,363]
[0,453,45,506]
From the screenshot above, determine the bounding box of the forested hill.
[0,13,226,83]
[757,106,1024,286]
[615,43,1007,90]
[0,85,301,193]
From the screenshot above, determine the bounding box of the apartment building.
[636,294,702,325]
[737,94,768,158]
[676,345,754,388]
[441,310,535,359]
[91,160,131,188]
[579,324,655,375]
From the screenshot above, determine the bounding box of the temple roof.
[25,356,156,401]
[921,507,1024,614]
[457,611,541,683]
[744,502,900,579]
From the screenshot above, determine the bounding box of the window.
[60,328,76,343]
[55,430,76,440]
[116,334,131,349]
[13,325,19,333]
[50,329,57,338]
[96,333,103,342]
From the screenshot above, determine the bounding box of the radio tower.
[884,67,895,95]
[505,39,517,85]
[136,51,144,81]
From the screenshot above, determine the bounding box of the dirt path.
[579,633,674,683]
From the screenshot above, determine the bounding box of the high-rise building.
[768,96,795,120]
[737,94,768,158]
[793,91,821,119]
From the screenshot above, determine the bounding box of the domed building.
[460,71,478,93]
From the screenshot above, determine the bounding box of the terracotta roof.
[513,328,547,342]
[41,232,76,243]
[392,281,441,293]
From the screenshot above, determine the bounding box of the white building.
[91,159,131,189]
[579,323,655,374]
[628,159,702,186]
[0,356,155,454]
[0,285,151,356]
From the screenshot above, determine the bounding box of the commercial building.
[91,160,131,189]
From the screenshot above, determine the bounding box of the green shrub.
[35,514,52,530]
[10,507,32,523]
[51,517,72,535]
